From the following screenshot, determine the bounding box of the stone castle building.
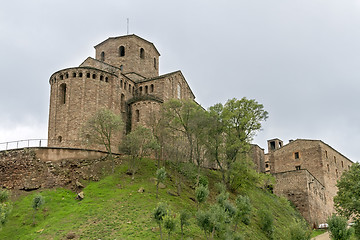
[262,138,353,226]
[48,34,195,151]
[45,34,352,226]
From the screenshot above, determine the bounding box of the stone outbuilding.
[265,138,353,226]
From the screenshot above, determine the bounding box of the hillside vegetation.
[0,157,308,240]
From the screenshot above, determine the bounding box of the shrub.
[152,202,168,240]
[195,185,209,209]
[327,214,353,240]
[259,209,274,240]
[289,222,311,240]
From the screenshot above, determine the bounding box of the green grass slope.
[0,157,307,239]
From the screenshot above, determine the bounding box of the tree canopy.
[334,162,360,221]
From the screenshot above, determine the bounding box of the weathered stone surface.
[158,182,166,189]
[265,139,353,226]
[137,187,145,193]
[0,148,121,191]
[76,191,84,200]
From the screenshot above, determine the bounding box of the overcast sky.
[1,0,360,161]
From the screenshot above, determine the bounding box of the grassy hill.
[0,157,308,239]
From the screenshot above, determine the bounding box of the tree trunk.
[159,223,163,240]
[156,183,159,198]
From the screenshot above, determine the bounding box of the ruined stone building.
[262,138,353,226]
[47,34,195,151]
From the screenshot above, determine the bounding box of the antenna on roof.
[127,18,129,35]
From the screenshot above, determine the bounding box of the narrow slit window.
[119,46,125,57]
[145,85,148,94]
[294,152,299,159]
[101,51,105,61]
[59,83,67,104]
[150,84,154,92]
[121,94,125,111]
[135,109,140,122]
[140,48,145,59]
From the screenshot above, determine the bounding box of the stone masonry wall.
[0,148,120,191]
[274,170,328,225]
[94,35,159,78]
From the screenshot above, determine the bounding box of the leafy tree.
[156,167,167,199]
[163,213,176,240]
[195,185,209,209]
[259,209,274,240]
[81,108,124,173]
[179,210,191,240]
[327,214,353,240]
[196,209,213,240]
[152,202,168,240]
[161,99,204,163]
[205,104,226,184]
[32,194,45,225]
[289,222,311,240]
[120,125,159,179]
[221,98,268,189]
[234,195,252,229]
[334,163,360,221]
[0,190,11,230]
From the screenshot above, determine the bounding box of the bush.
[152,202,168,239]
[163,214,176,239]
[235,195,252,225]
[289,223,311,240]
[0,190,9,203]
[195,185,209,209]
[353,221,360,240]
[327,214,353,240]
[259,209,274,240]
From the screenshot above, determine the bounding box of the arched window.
[101,51,105,61]
[139,86,143,94]
[92,74,96,79]
[120,80,123,88]
[121,94,125,111]
[119,46,125,57]
[100,75,104,81]
[58,136,62,143]
[124,82,127,90]
[72,72,76,77]
[105,77,108,82]
[79,72,83,77]
[140,48,145,59]
[135,109,140,122]
[150,84,154,92]
[128,84,131,93]
[145,85,148,94]
[154,58,157,69]
[59,83,67,104]
[177,84,181,99]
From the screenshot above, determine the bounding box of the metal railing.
[0,139,48,151]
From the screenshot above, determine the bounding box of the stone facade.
[0,148,119,191]
[265,138,353,226]
[48,34,195,151]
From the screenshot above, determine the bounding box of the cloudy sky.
[1,0,360,161]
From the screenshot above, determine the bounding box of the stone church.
[47,34,195,151]
[46,34,353,227]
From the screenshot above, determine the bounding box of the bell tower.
[94,34,160,79]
